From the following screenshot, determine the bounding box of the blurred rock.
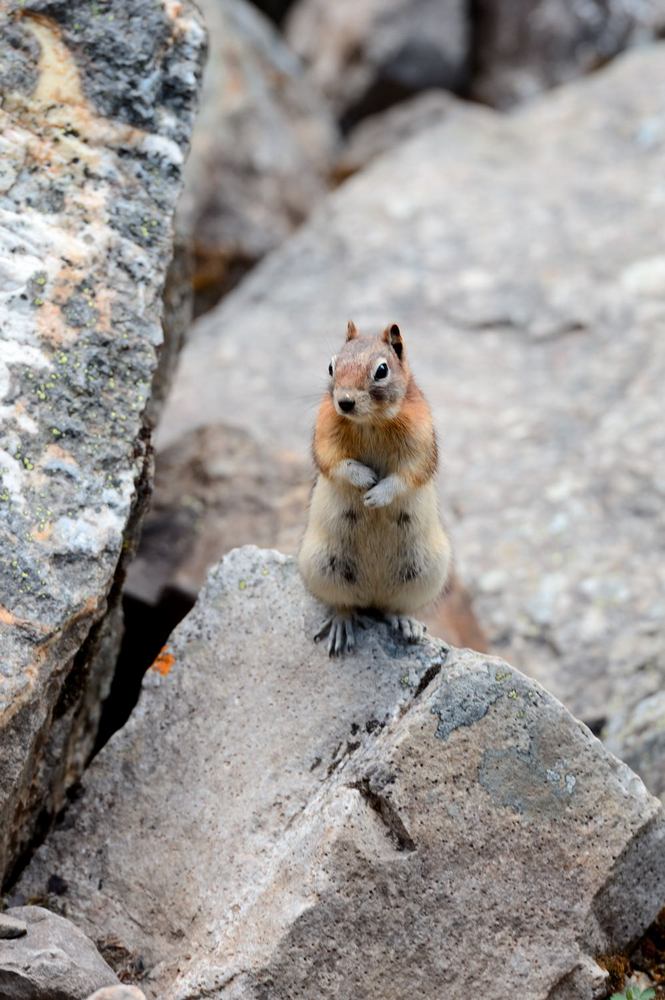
[246,0,296,24]
[0,0,205,885]
[604,688,665,802]
[17,548,665,999]
[179,0,338,316]
[0,906,118,999]
[126,425,307,605]
[335,89,479,179]
[157,46,665,728]
[472,0,665,108]
[285,0,469,129]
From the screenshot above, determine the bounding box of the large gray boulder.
[16,547,665,999]
[0,0,205,885]
[178,0,338,315]
[0,906,118,999]
[153,46,665,730]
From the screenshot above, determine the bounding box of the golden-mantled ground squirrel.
[299,321,452,655]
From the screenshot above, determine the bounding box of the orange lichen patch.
[23,14,87,108]
[31,523,53,543]
[0,606,21,627]
[37,302,70,346]
[92,286,114,333]
[151,646,176,676]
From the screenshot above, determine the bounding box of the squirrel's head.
[328,321,410,424]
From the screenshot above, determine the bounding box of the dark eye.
[328,362,333,377]
[374,362,389,380]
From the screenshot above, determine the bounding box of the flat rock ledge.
[15,547,665,1000]
[0,0,205,885]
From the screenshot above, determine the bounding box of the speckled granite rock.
[16,548,665,999]
[0,0,205,885]
[178,0,337,315]
[471,0,665,108]
[157,46,665,727]
[0,905,118,998]
[285,0,469,128]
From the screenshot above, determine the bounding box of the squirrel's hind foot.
[386,614,427,643]
[314,612,356,657]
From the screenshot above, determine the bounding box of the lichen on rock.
[0,0,205,885]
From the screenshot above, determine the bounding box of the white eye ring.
[373,357,390,381]
[328,356,336,377]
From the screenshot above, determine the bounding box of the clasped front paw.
[344,460,378,490]
[363,479,394,508]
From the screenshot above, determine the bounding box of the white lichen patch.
[51,508,126,558]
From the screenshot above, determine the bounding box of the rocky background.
[2,0,665,998]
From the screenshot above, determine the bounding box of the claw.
[314,613,356,656]
[386,614,426,643]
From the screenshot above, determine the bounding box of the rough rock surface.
[472,0,665,107]
[0,905,118,999]
[16,547,665,999]
[285,0,469,128]
[178,0,337,315]
[0,0,205,885]
[155,47,665,728]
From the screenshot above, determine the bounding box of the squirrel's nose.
[338,398,355,413]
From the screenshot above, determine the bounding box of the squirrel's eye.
[328,361,334,377]
[374,362,389,380]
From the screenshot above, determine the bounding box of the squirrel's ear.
[346,320,358,341]
[383,323,404,360]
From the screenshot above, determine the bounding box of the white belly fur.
[298,475,452,614]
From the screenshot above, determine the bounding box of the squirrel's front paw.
[364,478,396,508]
[343,460,378,490]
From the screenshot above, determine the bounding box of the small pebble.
[0,913,28,939]
[86,988,147,1000]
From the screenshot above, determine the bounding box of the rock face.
[155,46,665,729]
[0,0,205,886]
[285,0,469,128]
[0,906,118,999]
[178,0,337,315]
[471,0,665,107]
[16,547,665,999]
